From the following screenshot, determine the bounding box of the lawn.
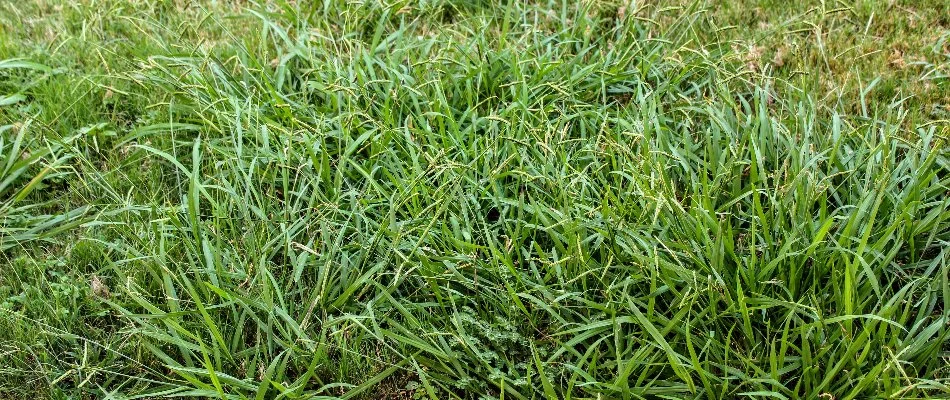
[0,0,948,399]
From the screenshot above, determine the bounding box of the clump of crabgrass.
[0,1,948,399]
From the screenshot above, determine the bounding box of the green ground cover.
[0,0,948,398]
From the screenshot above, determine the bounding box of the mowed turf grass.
[0,0,948,398]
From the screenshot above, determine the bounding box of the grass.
[0,0,948,398]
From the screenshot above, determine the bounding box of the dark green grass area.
[0,1,948,399]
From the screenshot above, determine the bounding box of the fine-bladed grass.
[0,1,948,399]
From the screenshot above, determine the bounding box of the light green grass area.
[0,0,948,399]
